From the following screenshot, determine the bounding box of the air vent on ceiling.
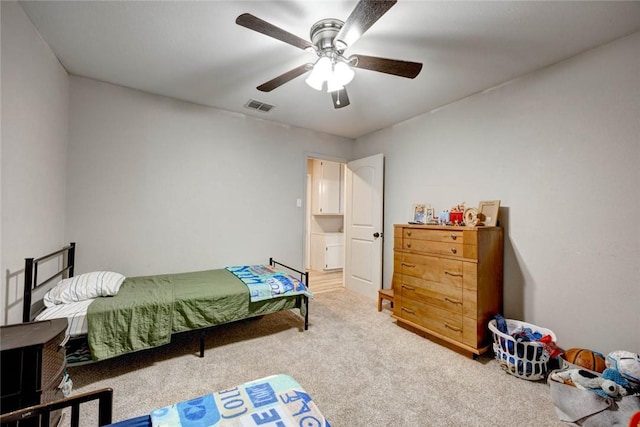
[244,99,275,113]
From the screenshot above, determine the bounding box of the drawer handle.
[445,323,462,332]
[402,307,415,315]
[444,271,463,277]
[401,285,415,291]
[406,242,412,248]
[401,262,415,268]
[450,248,457,254]
[406,230,412,236]
[450,234,457,240]
[444,296,462,305]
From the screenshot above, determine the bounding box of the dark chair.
[0,388,113,427]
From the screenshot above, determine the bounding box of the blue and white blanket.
[150,374,331,427]
[226,265,313,302]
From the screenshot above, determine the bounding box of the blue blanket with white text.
[225,265,312,302]
[150,374,330,427]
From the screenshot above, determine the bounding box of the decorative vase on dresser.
[1,318,68,424]
[392,224,503,358]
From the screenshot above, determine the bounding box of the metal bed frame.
[0,388,113,427]
[23,243,310,359]
[23,242,76,322]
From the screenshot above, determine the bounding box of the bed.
[1,375,330,427]
[23,243,312,362]
[107,374,330,427]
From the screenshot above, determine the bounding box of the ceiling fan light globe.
[326,75,344,93]
[314,56,332,76]
[305,74,324,91]
[306,56,332,91]
[334,62,355,86]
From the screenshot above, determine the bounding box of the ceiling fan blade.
[351,54,422,78]
[330,87,350,109]
[236,13,315,51]
[257,63,312,92]
[334,0,397,50]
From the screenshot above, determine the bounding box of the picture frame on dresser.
[478,200,500,226]
[410,204,428,224]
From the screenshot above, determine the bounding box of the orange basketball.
[563,348,606,373]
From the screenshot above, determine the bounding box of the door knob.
[373,232,382,239]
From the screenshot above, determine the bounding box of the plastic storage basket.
[488,318,557,381]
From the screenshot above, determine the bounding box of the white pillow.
[44,271,125,307]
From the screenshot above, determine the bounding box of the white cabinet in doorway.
[311,233,344,271]
[311,159,343,215]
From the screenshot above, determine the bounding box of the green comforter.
[87,269,303,361]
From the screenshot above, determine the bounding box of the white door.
[344,153,384,300]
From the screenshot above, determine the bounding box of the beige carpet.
[66,289,565,426]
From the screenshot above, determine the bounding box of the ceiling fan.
[236,0,422,109]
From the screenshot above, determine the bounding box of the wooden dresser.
[1,318,68,421]
[392,224,503,357]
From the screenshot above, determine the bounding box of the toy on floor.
[563,347,607,373]
[550,368,627,398]
[551,349,640,399]
[606,350,640,387]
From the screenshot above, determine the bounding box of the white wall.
[3,0,637,357]
[1,1,69,325]
[65,77,353,277]
[353,32,640,354]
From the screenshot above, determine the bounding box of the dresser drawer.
[398,276,463,314]
[399,298,463,341]
[398,253,463,285]
[403,228,464,243]
[404,239,465,258]
[399,227,479,259]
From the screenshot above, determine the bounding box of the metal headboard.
[23,242,76,322]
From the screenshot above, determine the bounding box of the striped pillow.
[44,271,125,307]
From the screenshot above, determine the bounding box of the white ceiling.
[19,1,640,139]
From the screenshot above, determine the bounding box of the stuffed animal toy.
[606,350,640,387]
[550,368,628,398]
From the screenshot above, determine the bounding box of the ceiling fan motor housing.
[310,19,344,53]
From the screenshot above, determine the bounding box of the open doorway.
[305,157,346,294]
